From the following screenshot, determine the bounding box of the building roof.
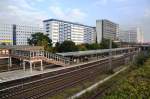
[56,47,134,57]
[43,19,95,28]
[0,45,44,51]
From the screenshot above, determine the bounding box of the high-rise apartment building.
[0,24,13,45]
[118,27,144,43]
[0,24,43,45]
[2,19,143,46]
[137,27,144,43]
[43,19,96,45]
[96,19,118,43]
[15,24,44,45]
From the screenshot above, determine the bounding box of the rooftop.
[57,47,133,57]
[0,45,44,51]
[43,18,95,28]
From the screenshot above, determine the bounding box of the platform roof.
[0,45,44,51]
[57,47,134,57]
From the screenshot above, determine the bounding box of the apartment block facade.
[43,19,96,45]
[0,24,13,45]
[96,19,118,43]
[2,19,135,46]
[118,27,144,43]
[0,24,44,45]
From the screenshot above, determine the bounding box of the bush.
[57,40,78,52]
[133,52,147,67]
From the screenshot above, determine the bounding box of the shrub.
[133,52,147,67]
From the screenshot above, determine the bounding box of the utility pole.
[109,39,113,72]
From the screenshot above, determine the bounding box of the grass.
[76,59,150,99]
[102,59,150,99]
[48,53,149,99]
[48,73,109,99]
[76,65,131,99]
[48,64,126,99]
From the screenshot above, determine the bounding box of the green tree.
[0,42,6,45]
[100,39,118,49]
[89,43,101,50]
[133,52,147,67]
[100,39,110,49]
[77,44,87,51]
[52,42,60,53]
[83,43,90,50]
[58,40,78,52]
[27,32,52,51]
[112,42,118,48]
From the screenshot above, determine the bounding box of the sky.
[0,0,150,42]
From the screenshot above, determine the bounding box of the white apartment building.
[43,19,96,45]
[0,24,13,45]
[15,24,44,45]
[137,27,144,43]
[0,24,44,45]
[96,19,118,43]
[118,27,144,43]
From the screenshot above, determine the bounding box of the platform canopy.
[0,45,44,51]
[57,47,134,57]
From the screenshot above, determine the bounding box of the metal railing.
[43,51,71,65]
[9,50,71,65]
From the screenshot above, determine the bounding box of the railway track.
[0,53,135,99]
[1,51,136,89]
[0,58,109,99]
[0,57,109,89]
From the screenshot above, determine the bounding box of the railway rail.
[1,58,110,99]
[0,57,109,89]
[0,52,137,99]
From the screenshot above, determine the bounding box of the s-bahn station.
[0,44,150,99]
[0,45,140,82]
[0,45,138,70]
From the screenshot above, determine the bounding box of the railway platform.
[0,57,110,84]
[0,66,64,84]
[0,45,141,84]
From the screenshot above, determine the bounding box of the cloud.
[49,6,87,22]
[94,0,127,6]
[0,0,86,25]
[35,0,45,2]
[119,7,150,42]
[0,0,48,25]
[139,8,150,42]
[94,0,108,6]
[114,0,127,2]
[144,8,150,17]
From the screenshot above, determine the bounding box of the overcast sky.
[0,0,150,42]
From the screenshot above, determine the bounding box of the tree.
[83,43,91,50]
[89,43,101,50]
[58,40,78,52]
[0,42,6,45]
[77,44,87,51]
[27,32,52,51]
[112,41,118,48]
[52,42,61,53]
[100,39,110,49]
[100,38,118,49]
